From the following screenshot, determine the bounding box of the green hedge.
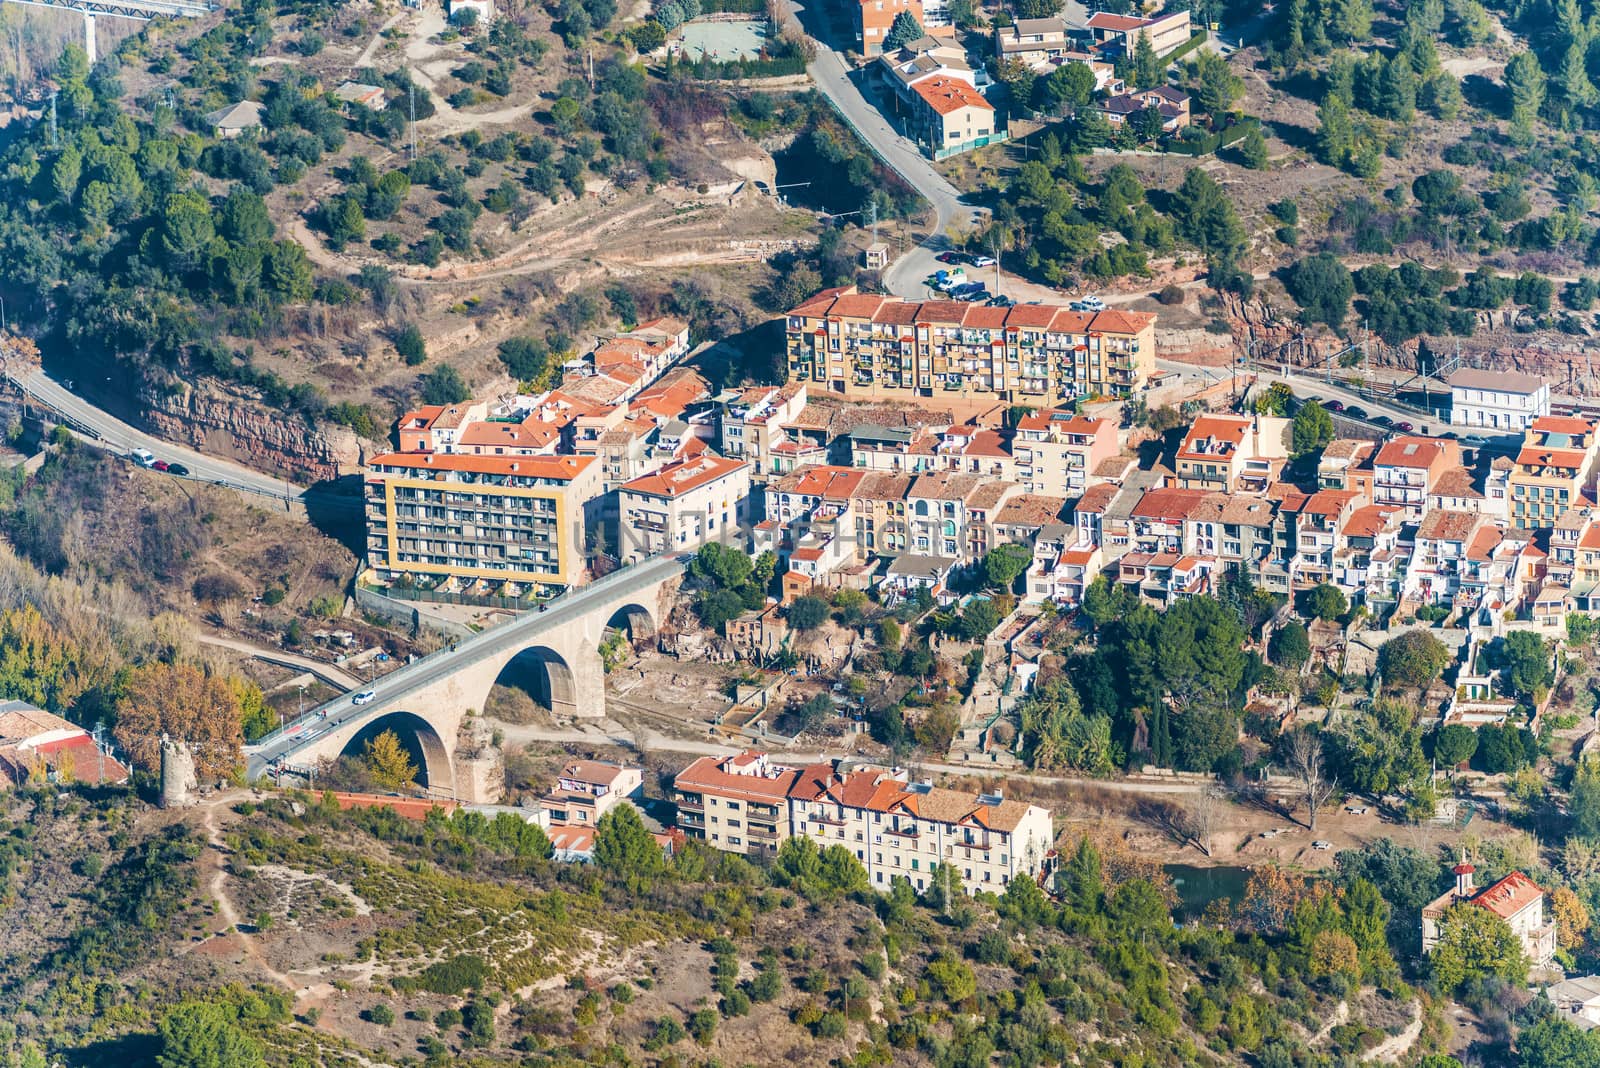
[1162,30,1210,66]
[700,0,766,11]
[1163,115,1259,156]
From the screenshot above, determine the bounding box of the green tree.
[1433,722,1478,769]
[51,144,82,206]
[957,597,1001,640]
[1430,902,1529,993]
[983,543,1033,590]
[158,190,217,273]
[1169,167,1246,267]
[1189,51,1244,117]
[1517,1017,1600,1068]
[393,322,427,366]
[882,8,924,51]
[365,730,419,790]
[787,595,829,631]
[1236,124,1269,169]
[1132,31,1162,89]
[1315,93,1354,167]
[1378,630,1451,689]
[421,364,470,405]
[157,1002,265,1068]
[1270,620,1311,668]
[1040,61,1097,110]
[1285,253,1354,330]
[1304,583,1348,622]
[1019,675,1116,773]
[1498,630,1552,701]
[594,803,663,876]
[1505,51,1546,144]
[1291,400,1335,456]
[1330,0,1373,42]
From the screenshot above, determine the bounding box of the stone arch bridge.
[243,555,686,802]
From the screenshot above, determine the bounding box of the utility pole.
[49,92,57,147]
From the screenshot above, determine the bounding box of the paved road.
[198,633,364,691]
[10,369,335,507]
[784,0,988,298]
[244,553,689,777]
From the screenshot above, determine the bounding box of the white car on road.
[352,690,376,705]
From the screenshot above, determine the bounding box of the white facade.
[618,456,751,560]
[1448,369,1550,432]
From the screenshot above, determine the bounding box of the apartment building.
[1013,411,1119,498]
[909,75,1003,159]
[788,764,1054,894]
[785,286,1157,405]
[1184,492,1277,572]
[1448,368,1550,432]
[1174,415,1288,492]
[1292,489,1363,589]
[1372,436,1462,520]
[617,455,751,560]
[1336,503,1407,602]
[673,752,801,855]
[1128,486,1209,554]
[718,383,808,476]
[364,450,601,592]
[1509,415,1599,530]
[1025,525,1102,605]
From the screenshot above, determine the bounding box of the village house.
[540,760,643,825]
[1421,863,1556,967]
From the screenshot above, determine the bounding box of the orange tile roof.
[1177,415,1251,459]
[369,452,594,480]
[829,293,889,319]
[1473,871,1545,921]
[1088,309,1155,334]
[1516,446,1588,469]
[456,421,562,449]
[1341,504,1402,539]
[622,455,747,498]
[1302,489,1358,517]
[1131,486,1210,520]
[400,405,446,430]
[675,755,801,801]
[912,75,994,116]
[1416,509,1481,543]
[1375,436,1453,469]
[1532,415,1594,436]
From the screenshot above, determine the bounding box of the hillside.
[0,0,902,478]
[0,786,1446,1068]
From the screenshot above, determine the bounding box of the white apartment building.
[617,455,751,561]
[787,764,1054,895]
[1448,368,1550,433]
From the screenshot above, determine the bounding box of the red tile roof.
[622,455,747,498]
[1473,871,1545,921]
[912,75,994,115]
[369,452,594,480]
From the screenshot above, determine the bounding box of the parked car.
[1312,840,1332,851]
[1396,420,1414,432]
[167,462,189,476]
[953,284,987,299]
[352,690,376,705]
[988,294,1015,307]
[152,460,170,472]
[1345,405,1368,419]
[1372,415,1393,426]
[1074,295,1106,311]
[970,255,996,268]
[936,251,964,264]
[1326,400,1345,412]
[130,448,155,467]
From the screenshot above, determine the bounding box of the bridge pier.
[83,11,95,64]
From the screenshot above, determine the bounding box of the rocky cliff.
[140,380,365,484]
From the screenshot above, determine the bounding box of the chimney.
[1452,862,1475,897]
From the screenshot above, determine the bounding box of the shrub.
[1157,284,1186,305]
[366,1004,395,1026]
[393,322,427,365]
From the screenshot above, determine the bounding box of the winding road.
[8,368,354,510]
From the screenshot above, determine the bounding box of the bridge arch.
[340,710,454,793]
[489,644,581,716]
[605,601,658,642]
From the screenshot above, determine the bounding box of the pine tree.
[1132,31,1162,89]
[1506,51,1546,143]
[1316,92,1354,167]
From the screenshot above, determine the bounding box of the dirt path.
[196,800,298,993]
[1365,1000,1424,1064]
[353,12,405,69]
